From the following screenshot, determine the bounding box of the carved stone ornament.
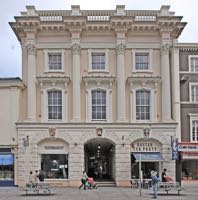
[96,128,102,136]
[116,43,125,54]
[72,43,81,54]
[161,43,171,54]
[143,128,150,138]
[48,127,56,137]
[27,43,35,55]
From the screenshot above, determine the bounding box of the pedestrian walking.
[151,170,159,199]
[79,171,88,190]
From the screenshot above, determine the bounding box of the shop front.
[0,148,14,186]
[131,139,164,180]
[179,143,198,180]
[38,138,69,185]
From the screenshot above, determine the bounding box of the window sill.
[88,70,109,73]
[44,70,65,74]
[132,71,153,74]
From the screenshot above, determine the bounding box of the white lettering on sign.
[131,141,160,152]
[178,144,198,152]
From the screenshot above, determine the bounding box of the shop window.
[41,154,68,179]
[0,154,14,181]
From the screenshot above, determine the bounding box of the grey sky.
[0,0,197,78]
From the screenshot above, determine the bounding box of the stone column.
[26,42,36,121]
[116,43,126,122]
[72,43,81,122]
[161,43,171,121]
[171,47,181,140]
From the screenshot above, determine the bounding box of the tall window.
[136,90,150,120]
[135,53,149,70]
[92,52,105,70]
[48,91,62,120]
[192,120,198,141]
[190,57,198,72]
[92,90,106,120]
[191,85,198,102]
[48,53,62,70]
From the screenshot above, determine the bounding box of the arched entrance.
[84,138,115,181]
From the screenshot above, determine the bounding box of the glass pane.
[41,154,68,179]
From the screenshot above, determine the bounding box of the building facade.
[176,43,198,181]
[0,78,24,186]
[6,5,186,187]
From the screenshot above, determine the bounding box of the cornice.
[10,5,187,41]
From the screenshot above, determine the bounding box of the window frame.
[135,89,151,121]
[88,49,109,72]
[91,90,107,121]
[189,114,198,142]
[189,82,198,103]
[44,49,65,72]
[132,49,153,73]
[47,90,63,120]
[188,55,198,72]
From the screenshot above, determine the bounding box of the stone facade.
[5,5,187,186]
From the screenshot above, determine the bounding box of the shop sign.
[131,141,159,152]
[178,143,198,152]
[44,146,64,150]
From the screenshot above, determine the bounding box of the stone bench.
[23,182,51,195]
[157,182,184,195]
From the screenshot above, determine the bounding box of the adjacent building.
[175,43,198,181]
[0,5,186,187]
[0,78,24,186]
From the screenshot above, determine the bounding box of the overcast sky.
[0,0,197,78]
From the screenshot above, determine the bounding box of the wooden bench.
[157,182,184,195]
[23,182,51,195]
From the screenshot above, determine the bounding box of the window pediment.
[83,76,115,87]
[37,76,70,90]
[128,76,161,88]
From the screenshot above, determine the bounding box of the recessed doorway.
[84,138,115,181]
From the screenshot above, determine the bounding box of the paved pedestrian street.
[0,186,197,200]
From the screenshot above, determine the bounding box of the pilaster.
[116,42,126,122]
[71,39,81,122]
[26,40,36,121]
[161,42,172,121]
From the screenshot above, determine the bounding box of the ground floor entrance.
[84,138,115,181]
